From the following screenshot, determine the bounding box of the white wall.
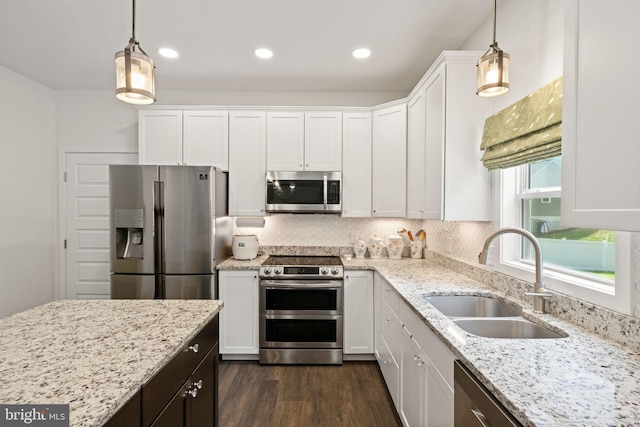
[425,0,564,263]
[0,65,56,318]
[155,89,407,107]
[462,0,564,109]
[55,91,138,151]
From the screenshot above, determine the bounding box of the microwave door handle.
[323,174,328,210]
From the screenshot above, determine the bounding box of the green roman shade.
[480,77,563,170]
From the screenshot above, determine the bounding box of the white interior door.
[61,151,137,299]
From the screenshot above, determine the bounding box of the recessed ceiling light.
[158,48,179,59]
[254,48,274,59]
[352,48,372,59]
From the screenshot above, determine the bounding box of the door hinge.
[63,172,67,182]
[64,239,67,249]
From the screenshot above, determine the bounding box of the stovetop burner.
[261,256,342,267]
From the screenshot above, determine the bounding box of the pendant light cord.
[492,0,497,46]
[131,0,137,41]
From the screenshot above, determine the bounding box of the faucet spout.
[478,227,552,313]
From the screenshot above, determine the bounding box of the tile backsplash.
[234,214,640,319]
[234,214,424,248]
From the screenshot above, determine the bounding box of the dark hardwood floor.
[218,361,402,427]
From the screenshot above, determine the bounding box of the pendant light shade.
[115,0,155,105]
[477,0,510,98]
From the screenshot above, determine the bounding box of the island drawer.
[142,315,219,427]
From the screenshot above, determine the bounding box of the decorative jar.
[387,234,404,259]
[367,236,385,259]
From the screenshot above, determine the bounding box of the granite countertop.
[217,253,269,270]
[0,299,223,427]
[343,257,640,426]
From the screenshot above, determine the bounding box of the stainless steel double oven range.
[259,256,343,365]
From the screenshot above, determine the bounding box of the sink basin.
[453,318,567,339]
[424,295,522,318]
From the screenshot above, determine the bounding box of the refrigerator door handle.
[154,181,165,275]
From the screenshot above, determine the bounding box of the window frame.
[492,166,632,315]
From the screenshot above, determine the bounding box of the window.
[519,157,615,283]
[496,157,631,314]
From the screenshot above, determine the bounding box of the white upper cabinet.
[407,90,427,219]
[266,112,304,171]
[228,111,267,216]
[138,110,183,165]
[138,109,229,171]
[418,52,491,221]
[342,112,372,217]
[304,112,342,171]
[266,111,342,171]
[183,110,229,169]
[372,103,407,218]
[562,0,640,231]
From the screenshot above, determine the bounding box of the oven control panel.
[259,265,343,278]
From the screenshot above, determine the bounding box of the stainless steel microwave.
[265,171,342,213]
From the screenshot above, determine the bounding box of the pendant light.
[114,0,156,104]
[476,0,510,97]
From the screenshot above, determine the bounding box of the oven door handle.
[260,280,342,289]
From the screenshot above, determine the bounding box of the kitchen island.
[0,299,222,426]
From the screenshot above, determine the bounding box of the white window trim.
[491,167,633,315]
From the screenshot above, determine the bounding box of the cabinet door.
[183,111,229,170]
[344,270,374,354]
[342,112,372,217]
[150,380,189,427]
[228,111,266,216]
[190,345,217,427]
[372,104,407,217]
[139,110,183,165]
[562,0,640,231]
[304,112,343,171]
[266,112,304,171]
[400,326,426,427]
[218,271,259,354]
[407,90,427,219]
[423,68,445,220]
[443,60,491,221]
[425,360,454,427]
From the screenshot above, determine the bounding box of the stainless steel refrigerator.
[109,165,231,299]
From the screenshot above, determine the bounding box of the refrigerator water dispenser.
[115,208,144,259]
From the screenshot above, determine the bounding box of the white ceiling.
[0,0,491,93]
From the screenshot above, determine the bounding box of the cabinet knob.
[193,379,203,390]
[305,164,309,167]
[187,388,198,398]
[187,343,199,353]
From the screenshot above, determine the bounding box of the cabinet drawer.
[142,316,219,426]
[380,280,402,312]
[379,299,400,364]
[377,335,399,408]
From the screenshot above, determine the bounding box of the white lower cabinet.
[375,273,455,426]
[218,270,259,356]
[344,270,374,354]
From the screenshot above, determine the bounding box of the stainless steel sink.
[453,318,567,339]
[424,295,522,318]
[424,295,567,339]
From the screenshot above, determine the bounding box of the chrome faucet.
[478,227,553,314]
